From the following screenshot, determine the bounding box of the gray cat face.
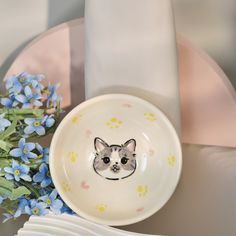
[93,138,136,180]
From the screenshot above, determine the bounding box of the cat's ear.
[123,139,136,152]
[94,137,108,152]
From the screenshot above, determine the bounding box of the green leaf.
[0,187,11,197]
[8,186,31,200]
[0,117,17,140]
[0,177,14,190]
[0,158,11,169]
[0,108,44,119]
[20,181,40,198]
[0,158,11,176]
[0,140,13,152]
[0,178,31,200]
[0,198,19,213]
[31,109,45,117]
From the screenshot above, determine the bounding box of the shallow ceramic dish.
[49,94,182,226]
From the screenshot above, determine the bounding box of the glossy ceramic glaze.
[49,94,182,225]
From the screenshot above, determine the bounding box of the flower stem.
[19,181,40,198]
[0,108,45,120]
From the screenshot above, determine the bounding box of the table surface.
[1,144,236,236]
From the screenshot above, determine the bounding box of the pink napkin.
[178,36,236,147]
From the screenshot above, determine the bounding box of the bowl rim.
[49,93,182,226]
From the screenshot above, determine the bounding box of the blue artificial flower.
[5,72,30,94]
[0,113,11,132]
[14,197,29,218]
[24,118,45,136]
[4,160,32,182]
[39,188,48,196]
[42,115,55,128]
[29,74,44,93]
[25,199,48,216]
[9,138,37,163]
[0,95,19,108]
[45,83,61,108]
[33,163,52,188]
[36,144,49,164]
[39,189,63,214]
[15,86,42,108]
[61,205,74,215]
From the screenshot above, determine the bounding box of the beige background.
[0,1,236,236]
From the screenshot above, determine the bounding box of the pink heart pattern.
[86,129,92,138]
[122,103,132,108]
[148,149,155,157]
[81,181,90,190]
[136,207,144,212]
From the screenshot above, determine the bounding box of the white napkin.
[16,213,162,235]
[84,0,181,135]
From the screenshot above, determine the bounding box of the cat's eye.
[121,157,129,165]
[102,157,110,164]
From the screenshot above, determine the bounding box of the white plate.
[50,94,182,226]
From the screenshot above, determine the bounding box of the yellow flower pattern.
[106,117,123,129]
[96,204,107,213]
[68,151,78,164]
[62,182,71,193]
[71,114,82,124]
[144,112,157,121]
[167,155,176,166]
[137,185,149,197]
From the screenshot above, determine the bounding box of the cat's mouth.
[110,164,120,173]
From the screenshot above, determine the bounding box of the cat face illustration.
[93,137,136,180]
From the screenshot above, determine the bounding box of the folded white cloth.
[85,0,181,135]
[16,213,162,235]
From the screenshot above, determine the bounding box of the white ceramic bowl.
[49,94,182,226]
